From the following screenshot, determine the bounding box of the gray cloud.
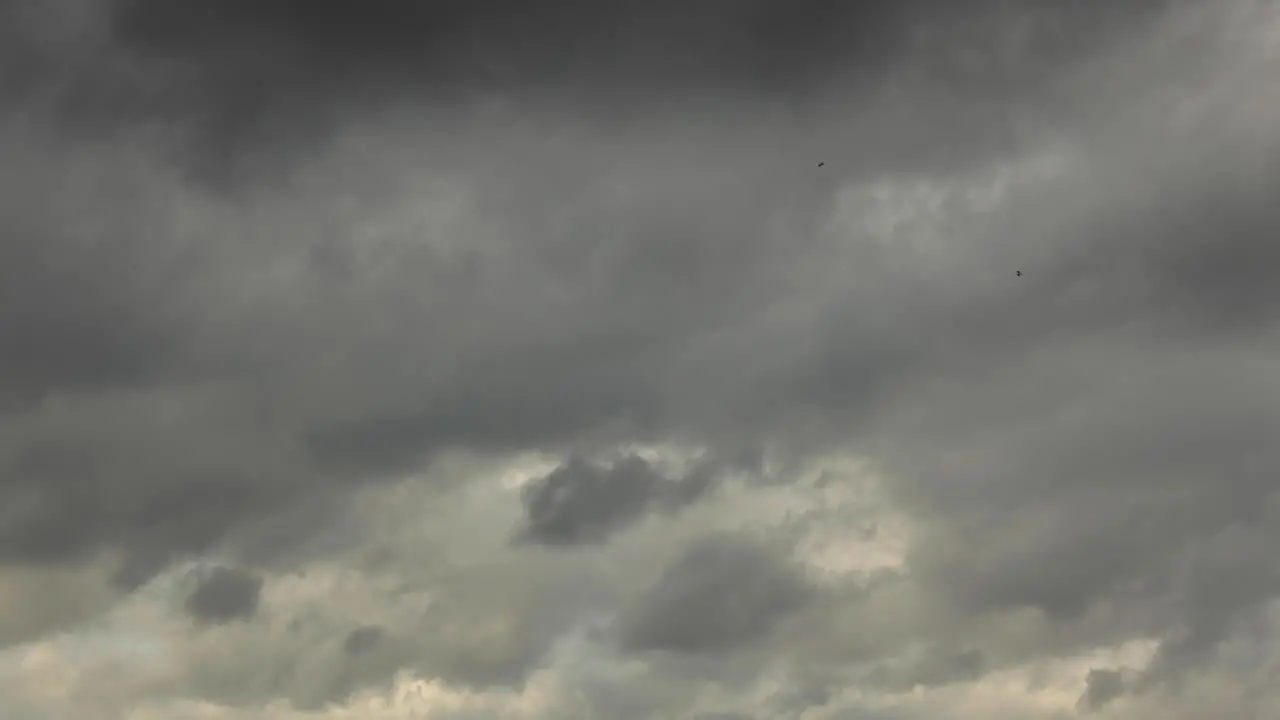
[5,1,1169,189]
[1,1,1279,718]
[873,647,987,691]
[618,534,811,655]
[341,624,383,656]
[1077,668,1125,712]
[1136,523,1280,690]
[184,565,263,624]
[515,453,718,546]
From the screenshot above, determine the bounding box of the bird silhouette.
[817,162,825,167]
[1016,270,1022,276]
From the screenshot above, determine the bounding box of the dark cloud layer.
[104,0,1173,105]
[2,1,1279,717]
[10,1,1172,183]
[515,453,717,546]
[1078,668,1125,712]
[618,534,811,656]
[342,625,383,656]
[184,565,263,624]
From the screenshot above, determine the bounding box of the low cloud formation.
[618,534,812,655]
[515,453,718,546]
[1078,668,1126,712]
[184,565,263,624]
[341,625,383,656]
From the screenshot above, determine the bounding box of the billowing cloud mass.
[515,453,719,546]
[3,1,1280,718]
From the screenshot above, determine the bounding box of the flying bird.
[1016,270,1022,276]
[818,162,825,167]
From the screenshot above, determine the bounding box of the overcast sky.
[2,1,1280,718]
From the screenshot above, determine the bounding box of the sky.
[2,1,1280,718]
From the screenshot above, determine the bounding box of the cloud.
[617,533,811,656]
[514,453,718,546]
[341,625,383,657]
[184,566,263,624]
[2,1,1280,718]
[1077,668,1125,712]
[0,559,120,647]
[0,0,1186,590]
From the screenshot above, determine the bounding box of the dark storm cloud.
[0,6,1277,714]
[184,565,263,624]
[1137,523,1280,689]
[1077,668,1125,713]
[342,625,383,656]
[618,534,811,655]
[1,1,1170,184]
[0,132,199,406]
[0,372,317,590]
[514,453,718,546]
[107,0,909,106]
[8,0,897,182]
[869,224,1280,689]
[104,0,1171,101]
